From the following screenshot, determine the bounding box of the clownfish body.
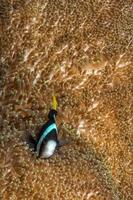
[27,96,69,159]
[41,140,57,158]
[28,109,60,159]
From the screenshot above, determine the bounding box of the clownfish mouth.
[40,140,57,158]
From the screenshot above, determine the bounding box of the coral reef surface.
[0,0,133,199]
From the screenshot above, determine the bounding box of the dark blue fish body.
[28,109,59,158]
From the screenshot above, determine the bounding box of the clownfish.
[27,96,64,159]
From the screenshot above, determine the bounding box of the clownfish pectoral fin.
[58,138,70,148]
[26,134,37,151]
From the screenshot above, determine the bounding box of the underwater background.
[0,0,132,199]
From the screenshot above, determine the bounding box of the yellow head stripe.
[52,95,58,110]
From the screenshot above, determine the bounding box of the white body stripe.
[41,140,57,158]
[36,123,57,156]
